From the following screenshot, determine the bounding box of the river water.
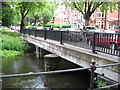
[1,53,90,89]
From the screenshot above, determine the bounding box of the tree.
[40,2,58,26]
[118,2,120,28]
[2,2,14,26]
[26,2,47,26]
[27,1,58,26]
[62,0,117,26]
[16,2,36,30]
[72,1,104,26]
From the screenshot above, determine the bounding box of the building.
[54,6,119,30]
[90,9,119,30]
[53,6,84,29]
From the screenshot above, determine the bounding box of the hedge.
[45,24,71,28]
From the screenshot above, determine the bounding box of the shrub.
[0,28,29,58]
[1,36,29,51]
[0,28,19,37]
[95,80,107,88]
[0,50,22,58]
[44,24,71,28]
[62,25,71,28]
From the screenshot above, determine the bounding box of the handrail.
[1,61,119,90]
[0,63,119,78]
[0,67,91,78]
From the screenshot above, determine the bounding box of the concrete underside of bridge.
[21,34,120,82]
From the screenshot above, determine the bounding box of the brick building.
[53,6,119,30]
[90,9,119,30]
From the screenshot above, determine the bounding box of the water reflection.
[2,54,90,89]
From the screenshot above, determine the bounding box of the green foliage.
[0,28,19,37]
[62,25,71,28]
[41,8,53,26]
[0,50,22,58]
[0,28,29,59]
[95,80,107,88]
[28,1,58,26]
[45,24,71,28]
[2,2,15,26]
[1,36,28,51]
[45,24,60,28]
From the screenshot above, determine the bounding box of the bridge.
[20,29,120,82]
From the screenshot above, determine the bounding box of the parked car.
[24,26,37,30]
[87,32,120,50]
[81,26,103,36]
[103,29,120,34]
[36,26,43,30]
[63,28,83,42]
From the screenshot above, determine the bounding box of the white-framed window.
[96,11,105,18]
[71,14,76,20]
[96,21,104,29]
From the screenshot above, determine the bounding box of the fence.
[20,29,120,57]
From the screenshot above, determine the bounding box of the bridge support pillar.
[35,46,50,58]
[35,46,40,58]
[44,54,60,71]
[39,48,50,59]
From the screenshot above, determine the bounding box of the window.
[71,14,76,20]
[96,21,104,29]
[96,11,104,18]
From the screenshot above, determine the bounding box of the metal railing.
[1,61,120,90]
[20,29,120,57]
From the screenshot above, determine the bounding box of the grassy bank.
[0,28,29,59]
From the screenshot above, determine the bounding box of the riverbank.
[0,28,29,59]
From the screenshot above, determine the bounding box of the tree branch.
[72,2,84,15]
[24,4,32,17]
[91,2,104,14]
[84,2,87,14]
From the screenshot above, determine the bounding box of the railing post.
[29,29,30,36]
[60,31,63,44]
[44,30,46,40]
[35,29,37,37]
[20,28,22,34]
[88,60,96,90]
[92,33,96,53]
[119,50,120,57]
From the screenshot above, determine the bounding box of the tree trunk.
[20,18,25,31]
[104,11,107,30]
[85,19,90,26]
[118,2,120,28]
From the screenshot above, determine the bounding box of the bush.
[95,80,107,88]
[45,24,60,28]
[62,25,71,28]
[0,28,29,59]
[1,36,28,51]
[45,24,71,28]
[0,50,22,58]
[0,28,19,37]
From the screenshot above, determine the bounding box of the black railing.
[21,29,120,57]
